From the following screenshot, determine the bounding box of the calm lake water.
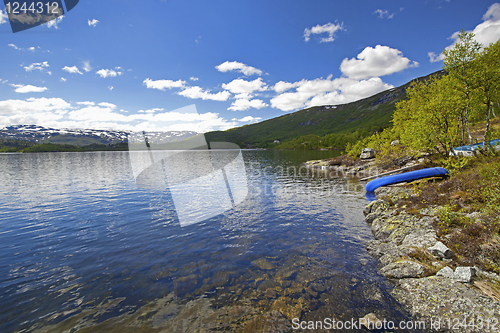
[0,150,412,332]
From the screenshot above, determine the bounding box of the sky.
[1,0,500,133]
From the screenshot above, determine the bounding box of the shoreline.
[364,186,500,332]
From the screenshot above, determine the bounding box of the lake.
[0,150,412,332]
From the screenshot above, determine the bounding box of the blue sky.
[1,0,500,133]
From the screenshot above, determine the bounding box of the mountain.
[0,125,199,146]
[205,70,445,147]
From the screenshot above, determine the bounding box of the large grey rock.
[454,266,476,283]
[428,241,453,259]
[372,214,428,244]
[380,260,425,279]
[392,276,500,332]
[360,148,375,159]
[436,266,455,279]
[402,229,437,248]
[378,245,417,267]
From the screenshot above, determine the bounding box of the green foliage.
[390,32,500,159]
[441,155,472,173]
[472,161,500,214]
[345,126,401,159]
[0,139,35,152]
[438,204,468,228]
[22,143,86,152]
[0,141,129,153]
[394,74,463,157]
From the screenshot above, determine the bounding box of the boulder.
[428,241,453,259]
[360,148,375,159]
[454,266,476,283]
[436,266,455,279]
[402,229,437,248]
[380,260,425,279]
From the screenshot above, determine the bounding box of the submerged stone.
[251,258,276,270]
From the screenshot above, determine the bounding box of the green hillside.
[205,70,445,148]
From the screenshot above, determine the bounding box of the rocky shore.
[364,186,500,332]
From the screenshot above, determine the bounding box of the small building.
[273,139,281,144]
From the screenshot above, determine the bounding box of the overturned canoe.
[365,167,448,193]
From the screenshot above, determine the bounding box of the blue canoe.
[452,138,500,151]
[365,167,448,193]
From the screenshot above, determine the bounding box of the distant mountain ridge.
[0,125,199,146]
[205,70,445,147]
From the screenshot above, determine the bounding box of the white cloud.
[62,65,83,75]
[374,9,395,19]
[68,104,129,123]
[0,97,71,115]
[270,76,393,112]
[428,51,445,63]
[177,86,231,101]
[60,77,67,82]
[215,61,263,76]
[24,62,52,75]
[232,116,263,123]
[484,3,500,21]
[77,101,95,106]
[222,78,268,94]
[108,86,114,91]
[45,16,63,29]
[340,45,418,79]
[429,3,500,62]
[88,19,99,27]
[190,77,199,81]
[304,22,344,43]
[221,78,269,111]
[0,9,7,25]
[98,102,117,108]
[8,44,43,52]
[82,60,92,72]
[228,98,268,111]
[10,84,48,93]
[138,108,164,113]
[96,68,123,78]
[467,3,500,46]
[273,81,301,93]
[143,78,186,90]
